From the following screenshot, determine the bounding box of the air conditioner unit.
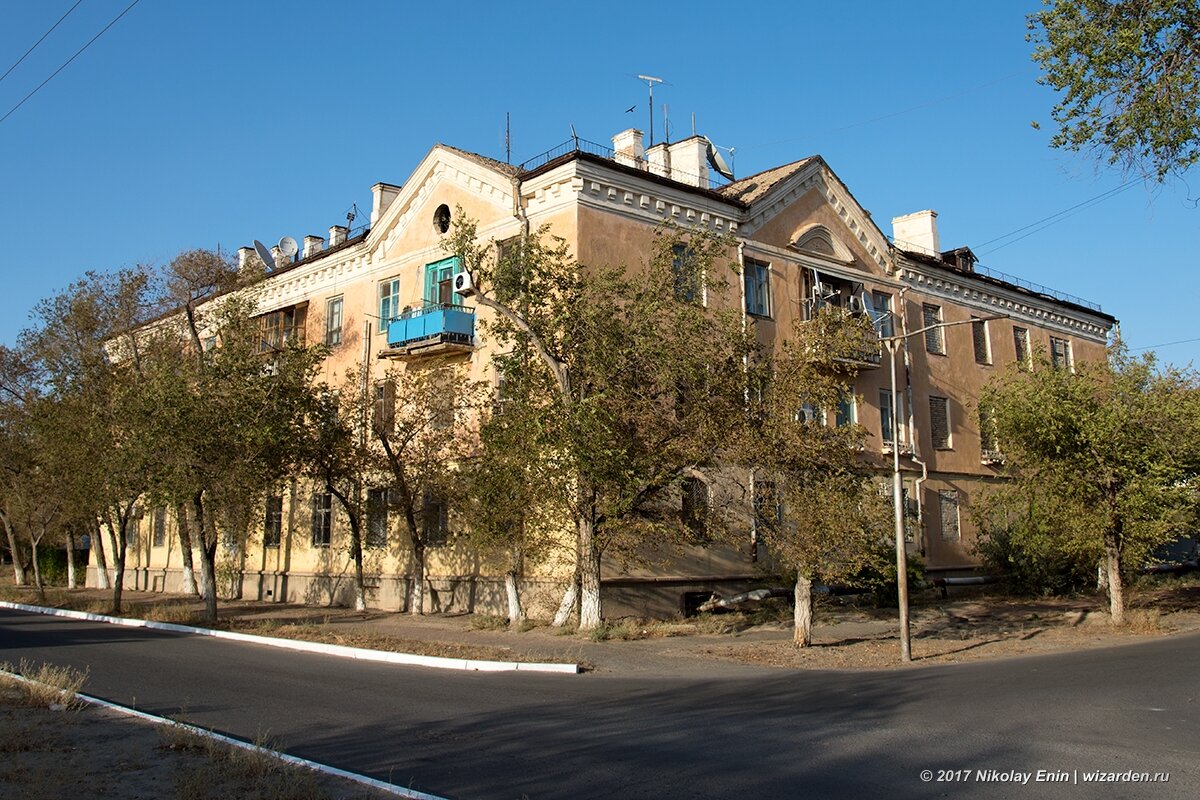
[453,271,476,297]
[847,295,865,314]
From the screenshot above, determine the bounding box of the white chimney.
[237,246,253,270]
[646,142,671,178]
[329,225,348,247]
[612,128,645,168]
[271,245,283,267]
[667,136,709,189]
[892,211,940,256]
[303,235,324,258]
[371,182,401,226]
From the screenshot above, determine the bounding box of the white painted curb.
[0,669,448,800]
[0,600,579,674]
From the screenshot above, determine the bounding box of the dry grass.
[0,659,89,710]
[1125,608,1164,634]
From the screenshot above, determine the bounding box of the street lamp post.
[881,313,1006,663]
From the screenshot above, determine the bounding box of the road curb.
[0,600,580,674]
[0,668,449,800]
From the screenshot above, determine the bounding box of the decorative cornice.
[900,265,1111,340]
[572,160,740,233]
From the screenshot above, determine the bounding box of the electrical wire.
[1130,336,1200,352]
[974,178,1142,254]
[0,0,85,86]
[0,0,140,128]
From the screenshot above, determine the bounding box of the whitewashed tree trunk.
[410,557,425,616]
[66,532,78,589]
[794,573,813,647]
[552,577,577,627]
[578,515,602,631]
[504,572,525,625]
[1097,561,1108,591]
[2,512,26,586]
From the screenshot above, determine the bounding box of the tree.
[17,267,163,612]
[1029,0,1200,180]
[458,349,570,626]
[981,345,1200,624]
[372,362,485,616]
[145,250,325,623]
[448,216,752,630]
[736,310,891,646]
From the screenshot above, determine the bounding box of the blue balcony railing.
[386,304,475,350]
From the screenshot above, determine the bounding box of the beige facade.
[97,129,1115,616]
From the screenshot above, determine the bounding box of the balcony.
[381,304,475,359]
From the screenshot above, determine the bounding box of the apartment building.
[107,127,1116,616]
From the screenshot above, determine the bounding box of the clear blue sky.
[2,0,1197,364]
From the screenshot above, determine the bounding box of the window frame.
[922,304,945,355]
[421,490,451,546]
[871,291,894,338]
[152,507,166,548]
[325,295,344,347]
[971,317,991,365]
[366,488,389,549]
[1050,336,1074,371]
[378,277,401,332]
[264,495,283,548]
[743,258,772,318]
[929,395,952,450]
[879,388,897,445]
[311,492,332,547]
[1013,326,1031,369]
[938,489,961,542]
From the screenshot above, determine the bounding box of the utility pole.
[881,312,1007,663]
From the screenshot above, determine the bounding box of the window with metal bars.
[366,488,389,549]
[311,493,332,547]
[922,304,945,354]
[929,396,951,449]
[1013,326,1031,369]
[971,317,991,365]
[938,489,960,542]
[264,496,283,548]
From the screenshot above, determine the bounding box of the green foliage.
[737,309,892,586]
[982,344,1200,609]
[1029,0,1200,179]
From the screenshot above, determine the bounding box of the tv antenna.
[637,74,663,146]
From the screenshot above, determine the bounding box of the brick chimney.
[303,235,324,258]
[891,210,940,256]
[237,246,253,270]
[667,136,709,189]
[329,225,348,247]
[612,128,645,168]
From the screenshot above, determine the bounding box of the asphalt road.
[1,608,1196,799]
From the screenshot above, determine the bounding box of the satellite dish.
[705,138,734,181]
[278,236,299,259]
[253,239,276,271]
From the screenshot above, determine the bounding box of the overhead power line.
[0,0,85,87]
[974,178,1142,255]
[0,0,140,128]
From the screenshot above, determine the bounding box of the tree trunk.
[1104,529,1125,626]
[175,503,198,596]
[793,572,814,647]
[190,493,219,624]
[410,543,426,616]
[1,512,26,586]
[30,534,44,603]
[505,547,525,627]
[66,531,77,589]
[104,508,130,616]
[91,519,110,590]
[552,573,578,628]
[578,515,602,631]
[329,483,367,612]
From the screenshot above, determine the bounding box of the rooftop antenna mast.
[505,111,511,165]
[637,74,663,146]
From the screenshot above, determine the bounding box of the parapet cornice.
[899,264,1111,341]
[568,159,742,233]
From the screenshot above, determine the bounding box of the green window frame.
[424,256,462,308]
